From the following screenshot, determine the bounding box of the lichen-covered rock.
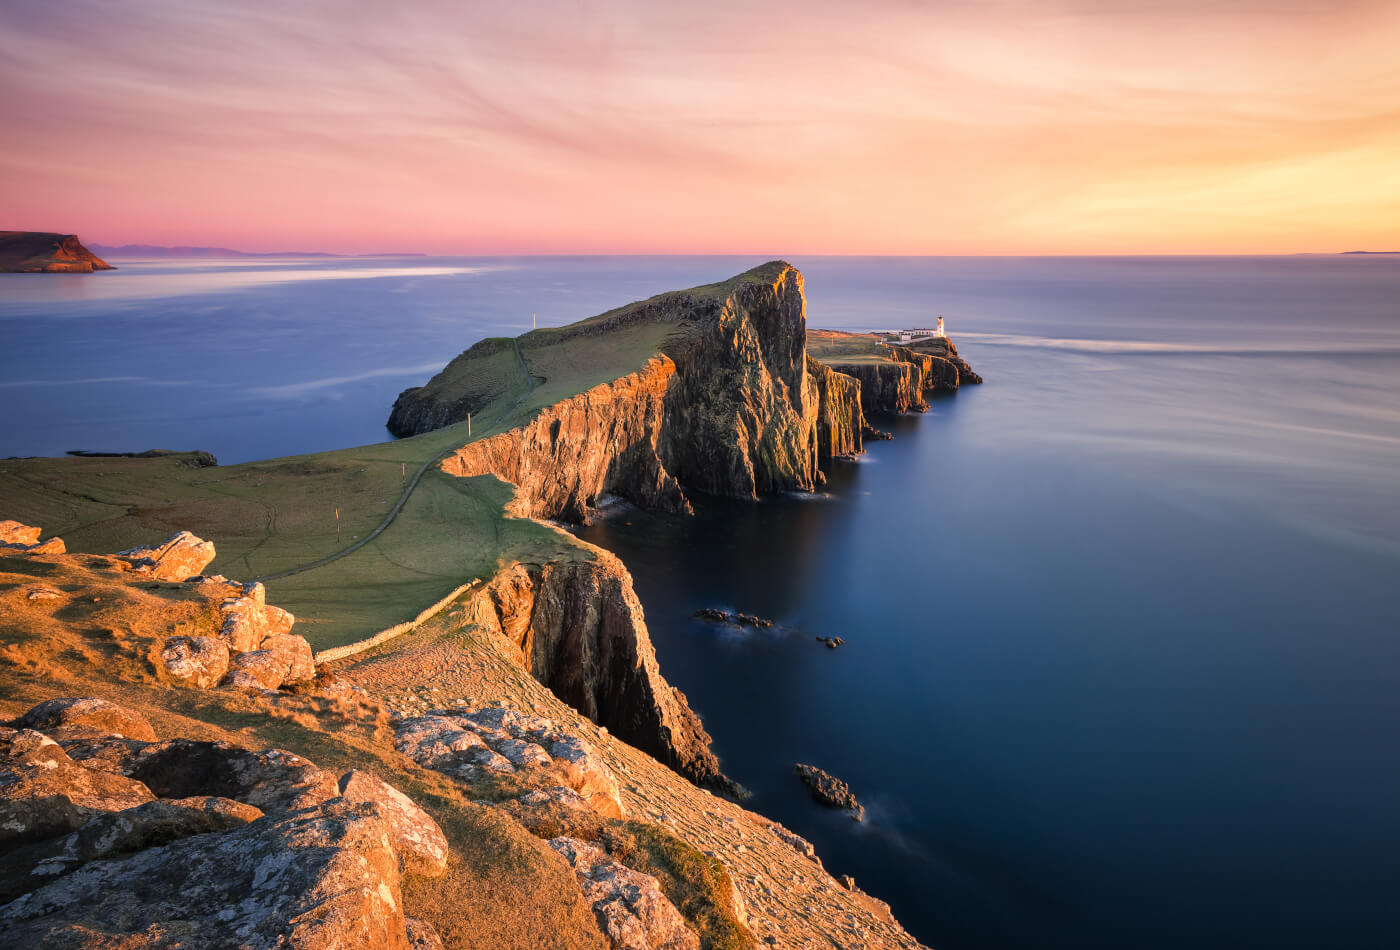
[225,648,286,689]
[0,520,65,554]
[0,727,155,845]
[220,583,296,651]
[794,763,865,820]
[0,798,412,950]
[395,707,624,818]
[9,696,158,742]
[117,530,216,581]
[158,635,230,689]
[122,739,339,815]
[261,632,317,684]
[406,917,447,950]
[339,770,449,876]
[55,733,153,774]
[549,836,700,950]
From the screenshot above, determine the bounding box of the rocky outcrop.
[9,696,158,742]
[395,706,625,817]
[0,520,65,555]
[388,338,518,437]
[794,764,864,821]
[549,836,700,950]
[117,530,216,580]
[0,231,115,273]
[906,336,983,386]
[158,635,230,688]
[469,551,732,794]
[0,697,449,949]
[339,770,451,876]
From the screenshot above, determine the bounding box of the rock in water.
[794,764,865,821]
[0,231,115,273]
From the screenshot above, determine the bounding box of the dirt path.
[254,340,537,583]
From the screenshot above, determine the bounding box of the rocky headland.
[0,262,981,948]
[0,231,114,273]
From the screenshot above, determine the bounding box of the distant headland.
[0,231,114,273]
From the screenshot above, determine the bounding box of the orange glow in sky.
[2,0,1397,255]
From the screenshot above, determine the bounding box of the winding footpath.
[253,339,537,583]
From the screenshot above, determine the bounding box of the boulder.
[9,696,158,742]
[0,520,41,545]
[262,632,317,684]
[0,798,412,950]
[56,733,153,774]
[226,648,289,690]
[220,585,296,651]
[157,635,230,689]
[123,739,339,815]
[339,770,450,876]
[0,727,155,845]
[549,836,700,950]
[794,763,864,820]
[116,530,216,581]
[0,520,65,554]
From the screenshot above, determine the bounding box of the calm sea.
[4,255,1399,948]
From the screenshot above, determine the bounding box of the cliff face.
[839,360,928,414]
[805,356,864,458]
[467,549,732,793]
[437,262,837,518]
[821,336,983,415]
[0,232,114,273]
[655,264,820,498]
[442,357,690,520]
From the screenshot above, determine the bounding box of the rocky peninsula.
[0,262,979,949]
[0,231,114,273]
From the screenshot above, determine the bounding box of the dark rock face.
[794,764,864,820]
[470,553,736,795]
[0,231,115,273]
[836,360,928,414]
[806,356,865,458]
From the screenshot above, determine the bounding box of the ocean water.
[4,255,1399,948]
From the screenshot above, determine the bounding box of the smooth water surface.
[4,255,1399,948]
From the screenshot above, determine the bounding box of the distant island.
[1341,251,1400,255]
[0,231,114,273]
[89,243,426,259]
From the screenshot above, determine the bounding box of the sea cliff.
[0,231,114,273]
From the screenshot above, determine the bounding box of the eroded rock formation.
[0,696,449,949]
[0,231,115,273]
[468,550,733,794]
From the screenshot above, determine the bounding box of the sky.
[1,0,1397,255]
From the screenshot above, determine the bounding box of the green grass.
[806,330,898,365]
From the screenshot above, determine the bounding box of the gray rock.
[261,632,317,684]
[549,836,700,950]
[122,739,339,815]
[0,798,412,950]
[338,770,449,877]
[10,696,158,742]
[226,648,288,690]
[159,635,231,689]
[0,727,155,846]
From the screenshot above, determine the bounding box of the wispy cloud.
[248,363,445,399]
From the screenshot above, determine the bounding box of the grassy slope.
[805,329,899,365]
[0,266,781,649]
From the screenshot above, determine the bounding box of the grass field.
[805,329,899,365]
